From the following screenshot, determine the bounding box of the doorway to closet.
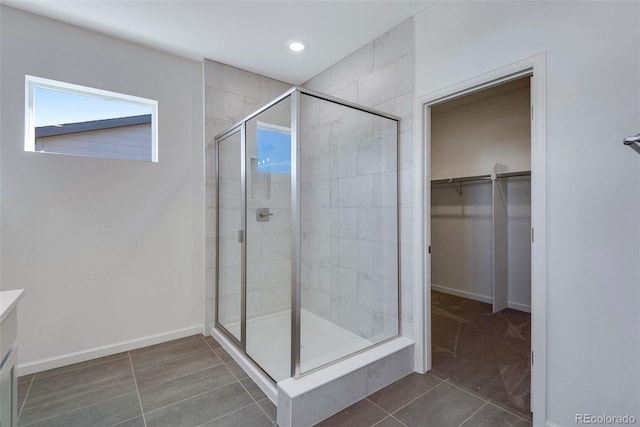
[429,77,532,417]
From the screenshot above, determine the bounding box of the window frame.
[24,75,159,162]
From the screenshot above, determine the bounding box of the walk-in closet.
[430,77,532,416]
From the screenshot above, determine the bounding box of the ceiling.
[2,1,433,85]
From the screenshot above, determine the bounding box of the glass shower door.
[216,128,243,343]
[245,96,292,381]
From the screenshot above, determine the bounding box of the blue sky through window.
[34,86,151,127]
[257,127,291,174]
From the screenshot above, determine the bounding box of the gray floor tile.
[461,403,531,427]
[225,360,248,380]
[130,335,210,370]
[19,377,137,426]
[19,391,142,427]
[18,376,34,410]
[139,365,236,413]
[203,335,222,350]
[113,416,146,427]
[393,383,485,427]
[34,352,129,379]
[315,399,387,427]
[257,398,276,424]
[368,372,442,413]
[373,416,406,427]
[240,378,266,401]
[489,399,532,422]
[145,382,253,427]
[213,347,232,363]
[201,403,273,427]
[134,350,223,389]
[26,358,133,401]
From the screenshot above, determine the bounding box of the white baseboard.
[431,284,531,313]
[431,284,493,304]
[18,325,204,376]
[508,300,531,313]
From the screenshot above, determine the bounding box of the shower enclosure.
[215,87,400,383]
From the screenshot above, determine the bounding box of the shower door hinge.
[428,245,431,254]
[531,351,534,365]
[531,227,534,243]
[237,230,244,243]
[531,105,534,120]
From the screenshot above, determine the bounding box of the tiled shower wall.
[299,96,400,342]
[302,18,415,338]
[205,60,292,330]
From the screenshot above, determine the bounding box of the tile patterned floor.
[317,373,532,427]
[17,333,531,427]
[431,291,532,414]
[17,335,276,427]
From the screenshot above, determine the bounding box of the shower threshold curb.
[277,337,414,427]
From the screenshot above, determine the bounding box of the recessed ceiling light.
[288,41,306,52]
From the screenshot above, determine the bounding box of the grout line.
[18,386,139,427]
[486,400,532,423]
[457,401,489,427]
[211,344,274,426]
[255,398,277,427]
[143,378,237,416]
[370,416,391,427]
[128,352,148,427]
[109,415,142,427]
[445,380,491,403]
[232,369,274,425]
[33,352,131,381]
[132,349,224,391]
[194,401,257,427]
[201,334,222,353]
[133,348,214,373]
[385,377,446,415]
[17,374,36,420]
[390,414,409,427]
[366,398,392,415]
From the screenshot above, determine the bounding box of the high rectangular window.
[25,75,158,162]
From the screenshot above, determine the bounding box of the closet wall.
[431,79,531,311]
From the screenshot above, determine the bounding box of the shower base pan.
[212,309,414,426]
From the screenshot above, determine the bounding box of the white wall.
[415,2,640,425]
[0,6,205,373]
[431,86,531,180]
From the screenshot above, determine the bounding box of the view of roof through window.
[34,86,151,128]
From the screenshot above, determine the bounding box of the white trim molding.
[18,325,203,376]
[413,52,547,426]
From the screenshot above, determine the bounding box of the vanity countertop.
[0,289,24,323]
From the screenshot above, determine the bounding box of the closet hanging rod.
[496,170,531,179]
[430,170,531,186]
[431,174,491,185]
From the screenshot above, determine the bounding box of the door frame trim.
[412,52,547,424]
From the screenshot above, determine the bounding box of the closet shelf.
[430,170,531,186]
